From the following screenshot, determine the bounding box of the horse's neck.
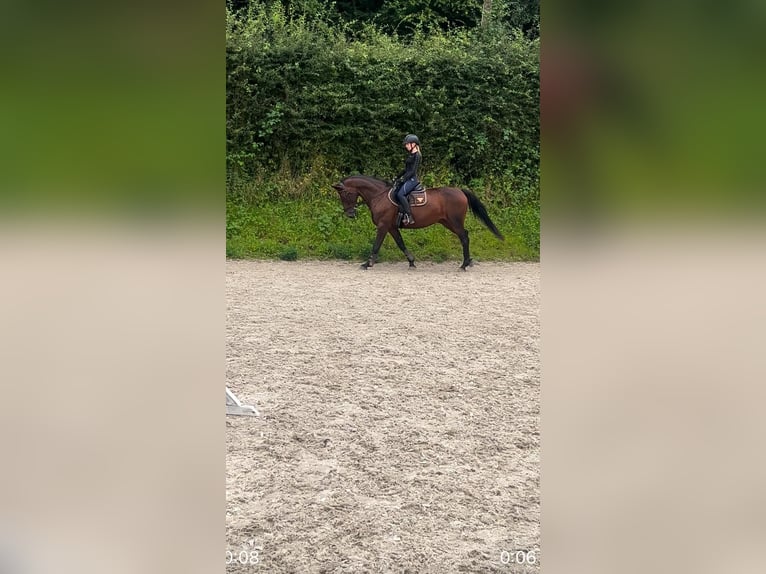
[356,181,385,204]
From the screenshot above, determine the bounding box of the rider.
[393,134,422,225]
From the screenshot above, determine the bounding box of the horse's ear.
[331,182,344,191]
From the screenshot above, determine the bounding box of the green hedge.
[226,3,539,204]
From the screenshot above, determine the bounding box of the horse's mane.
[341,175,391,187]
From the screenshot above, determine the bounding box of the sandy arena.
[226,260,540,573]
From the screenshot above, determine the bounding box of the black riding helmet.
[403,134,420,146]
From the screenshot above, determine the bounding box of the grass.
[226,196,539,262]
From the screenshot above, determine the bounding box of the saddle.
[388,184,427,208]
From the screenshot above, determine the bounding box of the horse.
[332,175,504,270]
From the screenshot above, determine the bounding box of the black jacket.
[396,151,421,182]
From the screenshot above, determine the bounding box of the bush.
[278,246,299,261]
[226,4,539,204]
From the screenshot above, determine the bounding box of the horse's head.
[332,181,359,218]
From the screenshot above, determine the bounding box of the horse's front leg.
[360,225,388,269]
[388,228,416,268]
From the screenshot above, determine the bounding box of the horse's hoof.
[360,263,369,270]
[408,262,416,269]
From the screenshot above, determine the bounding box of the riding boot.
[397,198,412,225]
[402,201,415,225]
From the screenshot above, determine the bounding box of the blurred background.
[543,0,766,223]
[542,1,766,573]
[0,2,222,574]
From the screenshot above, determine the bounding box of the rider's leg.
[397,180,416,224]
[395,189,412,223]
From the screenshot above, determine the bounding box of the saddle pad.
[388,187,428,207]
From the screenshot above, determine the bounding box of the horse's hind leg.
[458,228,472,270]
[441,220,472,270]
[389,229,416,268]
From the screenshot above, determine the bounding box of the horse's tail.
[461,189,505,241]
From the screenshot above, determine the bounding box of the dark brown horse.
[332,175,504,270]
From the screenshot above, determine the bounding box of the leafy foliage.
[227,0,539,38]
[227,4,538,190]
